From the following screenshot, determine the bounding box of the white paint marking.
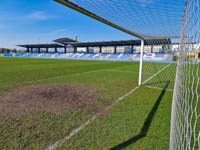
[142,63,172,84]
[105,69,139,74]
[104,69,152,75]
[21,70,105,84]
[45,85,140,150]
[146,85,173,91]
[0,69,148,88]
[46,115,97,150]
[0,70,106,88]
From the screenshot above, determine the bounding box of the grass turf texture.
[0,57,173,150]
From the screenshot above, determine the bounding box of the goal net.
[55,0,199,149]
[170,0,200,149]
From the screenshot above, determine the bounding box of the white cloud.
[37,28,74,40]
[137,0,155,6]
[27,11,50,21]
[49,29,68,35]
[38,28,72,37]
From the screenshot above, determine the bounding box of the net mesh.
[67,0,186,38]
[170,0,200,149]
[141,39,177,90]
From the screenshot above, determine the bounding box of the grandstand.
[0,38,178,62]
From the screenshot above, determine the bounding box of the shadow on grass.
[110,80,170,150]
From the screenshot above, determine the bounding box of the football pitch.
[0,57,174,150]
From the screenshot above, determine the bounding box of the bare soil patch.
[0,84,102,117]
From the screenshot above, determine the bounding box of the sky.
[0,0,135,49]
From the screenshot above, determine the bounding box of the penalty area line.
[1,69,147,88]
[143,63,172,84]
[104,69,152,75]
[142,63,173,91]
[45,85,140,150]
[0,69,106,88]
[145,85,173,91]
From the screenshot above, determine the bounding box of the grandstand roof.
[18,39,171,48]
[53,38,77,44]
[55,0,187,39]
[72,39,171,47]
[18,44,64,48]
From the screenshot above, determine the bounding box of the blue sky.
[0,0,134,49]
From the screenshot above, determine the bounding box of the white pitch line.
[0,70,106,88]
[104,69,139,74]
[104,69,154,75]
[46,115,98,150]
[45,85,140,150]
[45,65,173,150]
[0,69,131,87]
[20,70,105,84]
[145,85,173,91]
[0,69,147,88]
[143,63,172,84]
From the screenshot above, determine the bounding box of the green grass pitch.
[0,57,173,150]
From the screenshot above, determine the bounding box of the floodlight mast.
[55,0,145,86]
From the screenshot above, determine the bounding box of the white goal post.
[138,40,144,86]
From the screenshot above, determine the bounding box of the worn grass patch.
[0,84,101,117]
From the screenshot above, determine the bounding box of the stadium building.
[0,38,178,62]
[18,38,169,54]
[1,37,200,62]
